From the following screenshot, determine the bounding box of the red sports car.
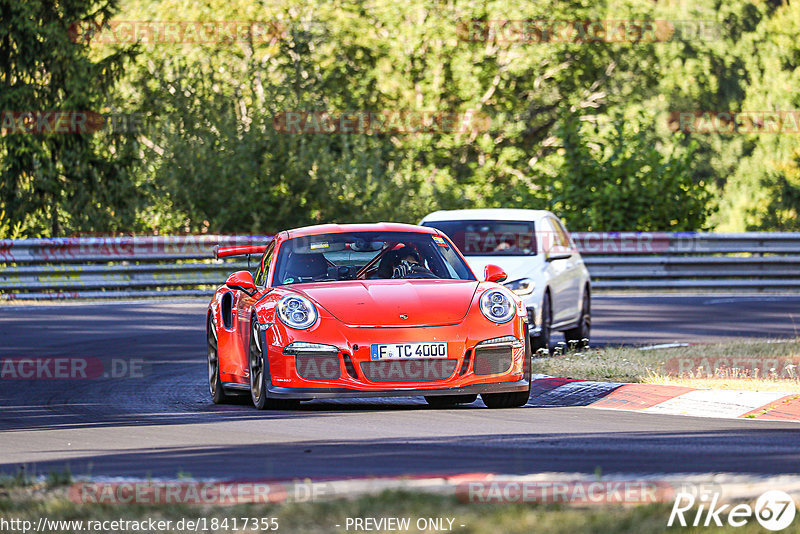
[207,223,532,409]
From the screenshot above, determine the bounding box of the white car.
[420,209,591,351]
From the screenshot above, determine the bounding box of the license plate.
[370,342,448,360]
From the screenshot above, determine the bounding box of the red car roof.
[285,222,439,239]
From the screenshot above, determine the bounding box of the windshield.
[273,231,476,285]
[422,220,537,256]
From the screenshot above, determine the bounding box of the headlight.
[283,342,338,354]
[479,289,516,323]
[504,278,535,296]
[277,295,318,329]
[476,335,523,348]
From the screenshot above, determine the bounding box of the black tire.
[481,390,530,408]
[424,394,478,407]
[531,291,552,355]
[249,320,299,410]
[564,289,591,346]
[208,316,236,404]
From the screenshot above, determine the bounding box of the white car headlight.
[479,289,516,323]
[504,278,535,296]
[277,295,318,329]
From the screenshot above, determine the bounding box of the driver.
[392,247,431,278]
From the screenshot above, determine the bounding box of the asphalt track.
[1,295,799,480]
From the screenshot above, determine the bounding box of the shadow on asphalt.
[2,428,800,479]
[0,376,624,432]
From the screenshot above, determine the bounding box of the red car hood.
[296,279,479,327]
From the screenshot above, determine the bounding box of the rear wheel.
[564,290,590,347]
[249,321,299,410]
[531,291,552,355]
[424,394,478,407]
[208,316,236,404]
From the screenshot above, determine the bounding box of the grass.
[0,472,33,490]
[0,485,792,534]
[532,339,800,392]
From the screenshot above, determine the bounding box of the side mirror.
[226,270,257,296]
[484,264,508,284]
[545,250,572,262]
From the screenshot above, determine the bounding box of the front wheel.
[564,290,590,347]
[481,390,530,409]
[249,321,299,410]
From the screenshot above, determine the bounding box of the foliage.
[0,210,23,239]
[0,0,141,237]
[3,0,799,235]
[732,0,800,231]
[552,114,712,231]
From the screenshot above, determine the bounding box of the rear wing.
[214,244,270,259]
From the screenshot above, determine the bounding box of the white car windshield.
[422,220,537,256]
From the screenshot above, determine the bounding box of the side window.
[551,218,570,248]
[254,242,275,287]
[540,218,569,252]
[539,218,556,252]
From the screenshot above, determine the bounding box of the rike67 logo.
[669,490,796,530]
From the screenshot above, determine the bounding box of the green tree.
[0,0,138,236]
[552,114,712,231]
[117,0,691,233]
[718,0,800,230]
[53,0,779,234]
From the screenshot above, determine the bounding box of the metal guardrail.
[0,236,268,300]
[572,232,800,290]
[0,233,798,299]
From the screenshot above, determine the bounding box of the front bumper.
[265,379,530,399]
[258,318,531,400]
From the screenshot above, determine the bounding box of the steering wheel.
[399,265,438,279]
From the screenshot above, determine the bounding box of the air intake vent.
[473,347,513,375]
[295,353,340,380]
[360,359,457,382]
[221,292,234,329]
